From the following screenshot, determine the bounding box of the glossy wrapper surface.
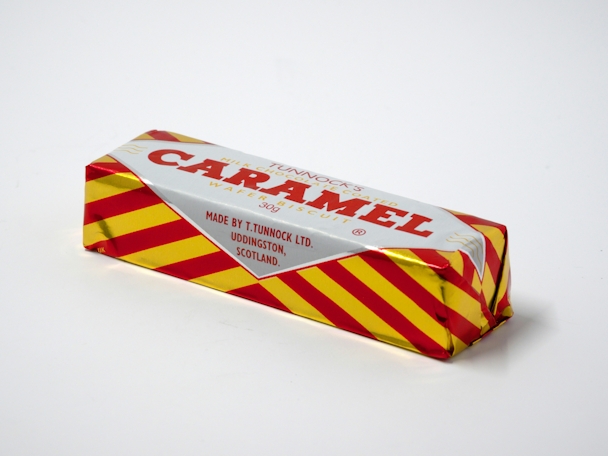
[83,130,513,359]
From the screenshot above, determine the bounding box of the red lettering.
[149,149,194,166]
[177,158,229,179]
[260,180,311,203]
[223,168,271,189]
[305,190,370,216]
[395,214,433,237]
[358,204,408,228]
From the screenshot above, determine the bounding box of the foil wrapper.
[84,130,512,359]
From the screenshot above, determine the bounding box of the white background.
[1,1,607,455]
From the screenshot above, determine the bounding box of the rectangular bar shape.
[84,130,513,359]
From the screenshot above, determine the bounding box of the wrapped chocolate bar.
[84,130,512,359]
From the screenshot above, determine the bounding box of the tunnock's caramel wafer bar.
[83,130,512,359]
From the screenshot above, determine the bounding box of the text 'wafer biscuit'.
[84,130,513,359]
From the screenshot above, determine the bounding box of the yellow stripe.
[83,203,180,246]
[338,256,448,348]
[260,277,334,326]
[384,248,438,270]
[119,236,218,269]
[437,250,464,276]
[133,133,155,140]
[472,224,505,258]
[500,306,514,318]
[442,281,483,330]
[298,267,418,352]
[451,335,469,356]
[167,131,208,144]
[481,262,496,304]
[493,250,511,314]
[85,172,144,204]
[191,266,257,292]
[471,271,482,294]
[92,155,117,164]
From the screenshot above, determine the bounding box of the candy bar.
[83,130,512,359]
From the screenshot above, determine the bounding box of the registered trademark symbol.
[352,228,366,236]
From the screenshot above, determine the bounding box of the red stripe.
[84,219,201,255]
[443,307,481,345]
[362,250,482,345]
[156,250,239,280]
[279,270,377,340]
[318,261,449,358]
[83,186,162,225]
[413,248,479,300]
[146,130,180,142]
[452,214,506,233]
[409,249,449,270]
[229,283,292,313]
[86,161,133,181]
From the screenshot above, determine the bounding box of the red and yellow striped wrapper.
[84,130,512,359]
